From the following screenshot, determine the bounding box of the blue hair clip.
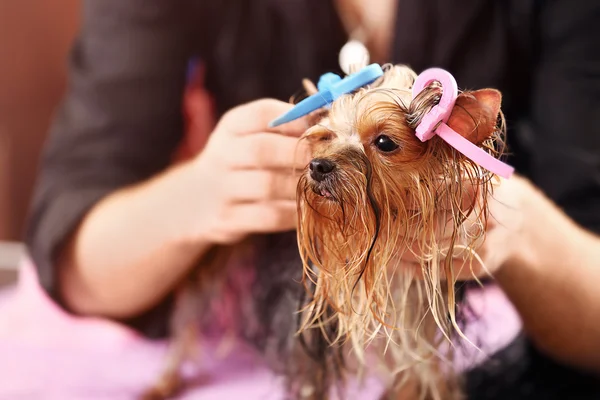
[268,63,384,128]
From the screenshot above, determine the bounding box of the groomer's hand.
[448,176,527,280]
[401,176,527,281]
[181,99,311,245]
[451,176,528,280]
[59,99,310,318]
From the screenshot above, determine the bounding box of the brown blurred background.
[0,0,80,241]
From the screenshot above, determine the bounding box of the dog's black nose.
[309,158,335,182]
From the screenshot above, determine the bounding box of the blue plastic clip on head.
[268,63,384,128]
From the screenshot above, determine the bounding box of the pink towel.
[0,258,521,399]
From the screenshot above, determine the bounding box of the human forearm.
[59,161,211,319]
[495,179,600,372]
[57,100,308,320]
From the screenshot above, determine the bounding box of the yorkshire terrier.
[142,63,507,400]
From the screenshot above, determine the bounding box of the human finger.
[219,99,310,137]
[225,200,298,234]
[226,133,311,170]
[224,170,300,203]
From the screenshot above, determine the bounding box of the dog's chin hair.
[296,65,499,400]
[297,166,488,400]
[303,198,425,395]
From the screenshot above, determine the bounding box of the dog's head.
[296,65,505,347]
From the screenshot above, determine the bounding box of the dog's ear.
[447,89,502,145]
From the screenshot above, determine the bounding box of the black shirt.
[25,0,600,396]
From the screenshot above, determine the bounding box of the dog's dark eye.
[374,135,399,152]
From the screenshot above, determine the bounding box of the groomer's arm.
[494,0,600,372]
[496,178,600,372]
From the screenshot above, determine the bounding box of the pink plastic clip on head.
[411,68,515,179]
[412,68,458,142]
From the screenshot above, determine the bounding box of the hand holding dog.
[453,175,527,281]
[397,175,527,281]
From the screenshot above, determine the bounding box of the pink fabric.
[0,258,521,399]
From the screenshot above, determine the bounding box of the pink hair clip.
[412,68,515,179]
